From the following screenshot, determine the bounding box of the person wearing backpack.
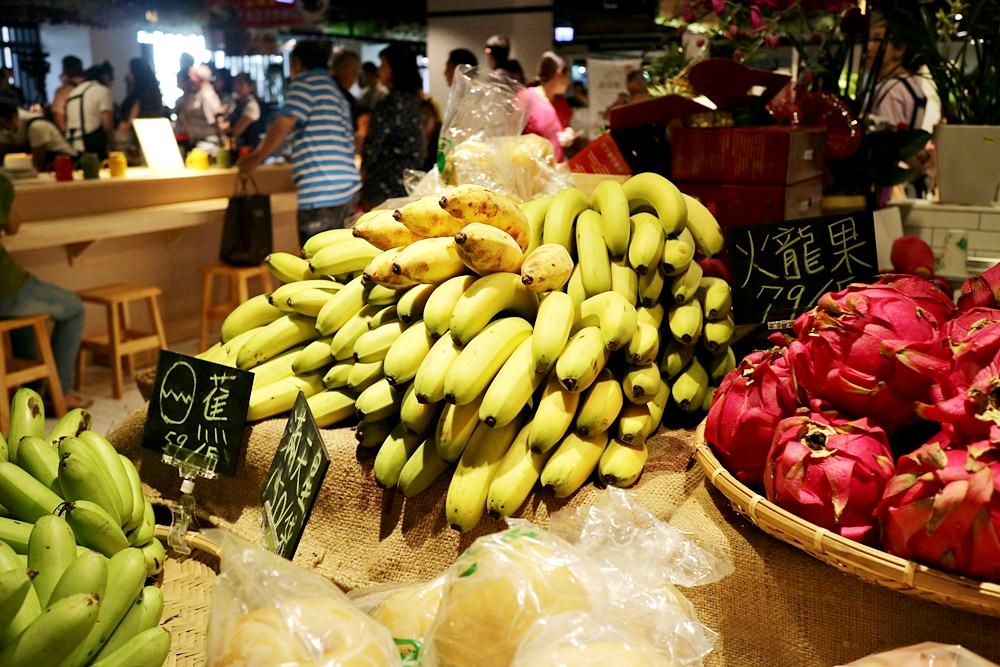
[64,63,115,159]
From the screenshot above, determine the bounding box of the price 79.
[756,284,807,320]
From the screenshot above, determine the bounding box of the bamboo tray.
[155,527,220,666]
[694,425,1000,617]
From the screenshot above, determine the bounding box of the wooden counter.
[7,164,299,346]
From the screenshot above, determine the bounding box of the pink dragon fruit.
[764,413,895,543]
[705,347,800,486]
[878,440,1000,583]
[956,262,1000,312]
[786,276,954,434]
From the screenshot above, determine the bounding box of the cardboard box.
[567,133,632,175]
[672,126,826,185]
[678,177,823,228]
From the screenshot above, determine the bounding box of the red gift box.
[677,178,823,228]
[568,133,632,175]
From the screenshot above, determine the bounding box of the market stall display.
[196,174,733,531]
[0,389,169,666]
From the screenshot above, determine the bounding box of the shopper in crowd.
[444,48,478,87]
[484,34,511,72]
[0,96,76,171]
[64,63,115,158]
[51,56,85,131]
[224,73,263,149]
[519,51,573,162]
[0,174,90,409]
[118,57,163,132]
[332,49,361,128]
[503,59,526,85]
[239,40,360,245]
[213,68,234,116]
[358,60,388,112]
[177,52,195,91]
[179,64,222,150]
[866,16,934,131]
[361,43,425,208]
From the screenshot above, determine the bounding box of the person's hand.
[556,127,577,147]
[237,151,262,174]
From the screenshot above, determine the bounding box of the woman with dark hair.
[119,58,163,131]
[518,51,572,162]
[360,43,425,207]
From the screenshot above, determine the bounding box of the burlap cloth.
[109,408,1000,666]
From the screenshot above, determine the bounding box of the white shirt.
[64,81,113,152]
[241,96,261,122]
[18,109,75,156]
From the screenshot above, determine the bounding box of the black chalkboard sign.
[141,350,253,477]
[261,392,329,560]
[727,212,878,329]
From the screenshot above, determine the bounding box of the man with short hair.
[238,40,361,246]
[179,64,222,150]
[445,48,478,87]
[51,56,85,132]
[331,49,361,128]
[64,64,114,158]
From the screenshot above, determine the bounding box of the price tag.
[726,212,878,330]
[261,392,329,560]
[141,350,253,478]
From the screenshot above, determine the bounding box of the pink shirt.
[518,87,564,162]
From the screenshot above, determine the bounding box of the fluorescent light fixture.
[554,26,574,42]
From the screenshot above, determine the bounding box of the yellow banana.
[682,193,725,257]
[247,373,324,421]
[540,430,609,498]
[322,360,354,389]
[441,188,531,251]
[661,227,696,276]
[301,227,357,258]
[328,303,380,360]
[399,384,439,436]
[308,237,382,276]
[638,266,665,308]
[577,291,637,351]
[565,264,586,306]
[555,326,609,393]
[531,291,575,375]
[617,379,668,444]
[346,360,384,393]
[220,294,284,343]
[574,368,624,436]
[671,357,709,412]
[659,339,696,380]
[392,236,467,284]
[397,283,435,323]
[435,395,484,462]
[423,275,477,337]
[266,252,318,284]
[373,423,424,488]
[638,303,665,328]
[305,389,356,428]
[217,326,263,367]
[285,288,340,318]
[290,337,334,374]
[444,317,533,405]
[413,332,463,403]
[702,385,718,412]
[703,315,735,353]
[528,374,579,453]
[610,259,638,305]
[479,337,544,428]
[316,275,367,336]
[393,195,465,237]
[384,320,434,385]
[622,171,687,235]
[355,378,403,422]
[519,243,574,293]
[698,276,733,320]
[364,248,420,289]
[627,212,665,275]
[670,259,704,305]
[455,222,524,275]
[591,179,630,260]
[519,194,552,256]
[353,209,425,250]
[269,279,341,307]
[236,314,318,370]
[486,422,547,518]
[398,438,450,497]
[353,320,405,363]
[449,272,538,346]
[542,187,589,250]
[356,419,395,448]
[575,209,612,296]
[668,300,703,344]
[365,303,398,329]
[706,346,737,382]
[626,322,660,366]
[367,284,401,306]
[623,363,661,404]
[598,439,648,488]
[446,415,525,531]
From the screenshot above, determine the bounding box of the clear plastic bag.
[841,642,998,667]
[348,576,447,664]
[511,611,673,667]
[204,529,399,667]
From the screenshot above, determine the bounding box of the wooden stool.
[77,284,168,399]
[0,314,66,432]
[200,264,273,350]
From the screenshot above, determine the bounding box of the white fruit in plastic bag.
[368,577,446,658]
[512,611,671,667]
[421,525,607,667]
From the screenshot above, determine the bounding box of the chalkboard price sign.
[141,350,253,477]
[261,392,329,560]
[726,212,878,329]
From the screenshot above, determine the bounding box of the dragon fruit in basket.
[878,439,1000,583]
[785,276,954,435]
[764,412,895,544]
[705,346,800,486]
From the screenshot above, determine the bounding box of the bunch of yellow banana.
[198,175,735,532]
[0,389,170,667]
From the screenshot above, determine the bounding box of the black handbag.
[220,172,273,266]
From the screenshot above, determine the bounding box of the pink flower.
[749,6,764,30]
[711,0,726,13]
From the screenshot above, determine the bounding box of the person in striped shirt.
[238,40,361,246]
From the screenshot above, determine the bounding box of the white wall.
[90,27,142,103]
[426,0,553,109]
[39,24,92,102]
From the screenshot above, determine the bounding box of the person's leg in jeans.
[295,193,360,248]
[0,275,86,398]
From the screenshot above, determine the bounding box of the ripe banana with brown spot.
[364,248,420,289]
[392,237,467,284]
[520,243,574,293]
[454,222,524,275]
[353,209,425,250]
[440,187,531,251]
[394,195,465,237]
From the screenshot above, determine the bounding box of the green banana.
[623,363,661,404]
[94,585,164,661]
[90,626,171,667]
[637,264,665,307]
[703,315,735,353]
[289,336,334,374]
[356,419,396,449]
[575,209,612,296]
[305,389,356,429]
[365,304,399,329]
[0,461,63,522]
[444,317,533,405]
[27,514,77,608]
[16,436,61,494]
[373,423,424,488]
[531,291,575,375]
[353,320,406,363]
[47,409,92,445]
[0,592,100,667]
[78,431,133,526]
[598,439,648,488]
[0,432,7,463]
[479,336,543,428]
[57,441,123,523]
[355,378,403,422]
[668,300,704,345]
[57,500,129,557]
[591,179,631,260]
[682,193,725,257]
[661,227,696,276]
[138,537,166,577]
[398,438,450,497]
[48,549,108,605]
[565,263,586,306]
[627,212,665,276]
[117,456,145,534]
[0,567,33,641]
[247,373,325,422]
[670,258,704,305]
[346,360,384,393]
[308,237,382,276]
[0,515,32,553]
[520,194,552,256]
[302,227,357,258]
[610,259,638,305]
[329,304,381,361]
[399,384,438,436]
[672,357,710,412]
[707,346,737,382]
[528,375,580,454]
[697,276,733,320]
[0,537,20,566]
[9,387,45,462]
[322,360,354,390]
[659,339,696,380]
[435,396,484,462]
[126,499,155,547]
[0,561,41,645]
[577,291,637,352]
[448,272,538,347]
[575,368,624,436]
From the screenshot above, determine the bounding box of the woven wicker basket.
[694,424,1000,618]
[155,527,219,666]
